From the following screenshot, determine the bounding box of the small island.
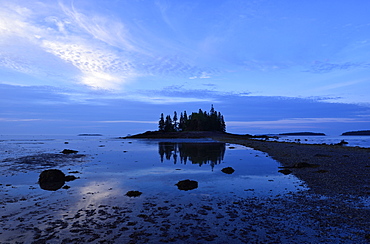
[279,132,326,136]
[341,130,370,136]
[125,105,227,138]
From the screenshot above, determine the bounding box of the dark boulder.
[65,175,78,181]
[125,191,142,197]
[221,167,235,174]
[38,169,78,191]
[38,169,66,191]
[175,179,198,191]
[292,162,319,168]
[61,149,79,154]
[278,169,292,175]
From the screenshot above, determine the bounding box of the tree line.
[158,105,226,132]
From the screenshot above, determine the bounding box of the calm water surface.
[0,135,307,206]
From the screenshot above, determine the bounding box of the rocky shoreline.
[215,134,370,197]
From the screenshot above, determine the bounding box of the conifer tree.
[159,113,165,131]
[173,111,178,131]
[164,115,173,132]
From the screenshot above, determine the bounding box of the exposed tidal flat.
[0,133,369,243]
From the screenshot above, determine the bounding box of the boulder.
[125,191,142,197]
[221,167,235,174]
[175,179,198,191]
[61,149,78,154]
[38,169,66,191]
[278,169,292,175]
[38,169,78,191]
[292,162,319,168]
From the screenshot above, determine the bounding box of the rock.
[278,169,292,175]
[38,169,66,191]
[335,140,349,146]
[314,154,331,157]
[292,162,319,168]
[38,169,78,191]
[61,149,78,154]
[175,179,198,191]
[65,175,78,181]
[221,167,235,174]
[125,191,142,197]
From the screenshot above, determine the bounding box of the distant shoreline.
[341,130,370,136]
[122,130,274,139]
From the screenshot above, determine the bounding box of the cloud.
[0,1,218,91]
[0,118,41,122]
[313,78,368,93]
[97,120,157,124]
[228,117,370,128]
[60,2,137,53]
[305,61,370,74]
[42,40,134,89]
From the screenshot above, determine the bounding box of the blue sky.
[1,0,370,135]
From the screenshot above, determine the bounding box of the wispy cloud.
[0,118,41,122]
[0,2,137,90]
[228,117,370,129]
[0,1,217,91]
[42,40,134,89]
[305,61,370,74]
[312,78,368,93]
[97,120,157,124]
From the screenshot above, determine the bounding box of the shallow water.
[271,135,370,148]
[0,135,307,199]
[2,135,369,243]
[0,135,310,243]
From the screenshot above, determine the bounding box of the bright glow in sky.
[1,0,370,135]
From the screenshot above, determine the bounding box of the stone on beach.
[61,149,79,154]
[125,191,143,197]
[38,169,78,191]
[38,169,66,191]
[175,179,198,191]
[221,167,235,174]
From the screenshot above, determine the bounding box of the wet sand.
[1,135,370,243]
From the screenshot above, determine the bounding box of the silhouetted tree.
[159,113,165,131]
[179,112,185,131]
[164,115,174,132]
[173,111,178,131]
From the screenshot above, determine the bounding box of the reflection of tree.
[158,142,225,170]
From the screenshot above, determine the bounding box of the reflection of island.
[158,142,225,170]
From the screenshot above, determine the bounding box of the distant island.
[279,132,326,136]
[341,130,370,136]
[78,134,103,136]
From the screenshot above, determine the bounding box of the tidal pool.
[0,136,311,243]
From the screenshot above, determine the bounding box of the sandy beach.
[1,134,370,243]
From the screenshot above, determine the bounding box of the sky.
[1,0,370,136]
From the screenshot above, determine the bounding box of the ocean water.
[269,135,370,148]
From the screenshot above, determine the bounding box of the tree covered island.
[125,105,226,138]
[159,105,226,132]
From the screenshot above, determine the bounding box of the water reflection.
[158,142,225,170]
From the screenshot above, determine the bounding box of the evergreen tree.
[179,112,184,131]
[164,115,173,132]
[159,113,165,131]
[173,111,178,131]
